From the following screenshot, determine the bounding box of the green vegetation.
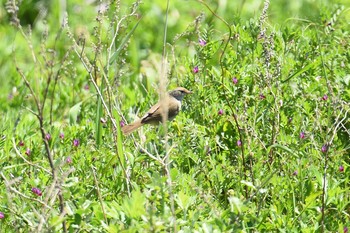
[1,0,349,232]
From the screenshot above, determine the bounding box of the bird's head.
[169,87,192,101]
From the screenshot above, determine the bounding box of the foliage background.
[0,0,349,232]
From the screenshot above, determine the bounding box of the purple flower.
[31,187,42,196]
[321,94,328,101]
[66,156,72,164]
[59,132,64,139]
[18,141,24,147]
[218,109,224,115]
[45,133,51,141]
[321,144,328,153]
[339,165,344,172]
[193,66,199,74]
[25,148,31,156]
[292,170,298,176]
[0,212,4,219]
[259,93,266,100]
[237,140,242,147]
[300,132,305,139]
[344,226,348,233]
[84,84,89,90]
[120,120,125,127]
[199,38,207,46]
[73,139,80,147]
[232,77,238,84]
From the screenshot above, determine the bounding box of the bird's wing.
[148,102,161,115]
[141,102,162,124]
[140,96,180,124]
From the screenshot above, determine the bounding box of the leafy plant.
[1,0,349,232]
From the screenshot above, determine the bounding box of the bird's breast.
[167,99,181,121]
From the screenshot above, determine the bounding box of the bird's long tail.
[121,120,143,135]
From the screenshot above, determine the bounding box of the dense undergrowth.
[0,0,349,232]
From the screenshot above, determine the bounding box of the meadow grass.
[0,0,349,232]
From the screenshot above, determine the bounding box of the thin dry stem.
[92,166,108,223]
[160,0,176,231]
[0,172,52,209]
[197,0,248,197]
[11,138,51,174]
[16,56,67,232]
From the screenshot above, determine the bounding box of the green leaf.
[175,190,194,211]
[122,189,146,219]
[69,102,82,124]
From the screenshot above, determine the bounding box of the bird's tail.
[121,120,143,135]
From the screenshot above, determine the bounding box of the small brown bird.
[122,87,192,135]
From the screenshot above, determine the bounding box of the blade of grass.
[95,78,104,147]
[282,58,320,83]
[108,17,143,67]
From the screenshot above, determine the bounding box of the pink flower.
[292,170,298,176]
[120,121,125,127]
[18,141,24,147]
[237,140,242,147]
[73,139,80,147]
[193,66,199,74]
[218,109,224,115]
[66,157,72,164]
[232,77,238,84]
[339,165,344,172]
[59,132,64,139]
[321,94,328,101]
[321,144,328,153]
[25,148,31,156]
[31,187,42,196]
[0,212,4,219]
[259,93,266,100]
[199,38,207,46]
[100,118,107,124]
[84,84,89,90]
[300,132,305,139]
[45,133,51,141]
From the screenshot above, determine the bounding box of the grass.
[0,0,350,232]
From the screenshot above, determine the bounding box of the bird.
[122,87,192,135]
